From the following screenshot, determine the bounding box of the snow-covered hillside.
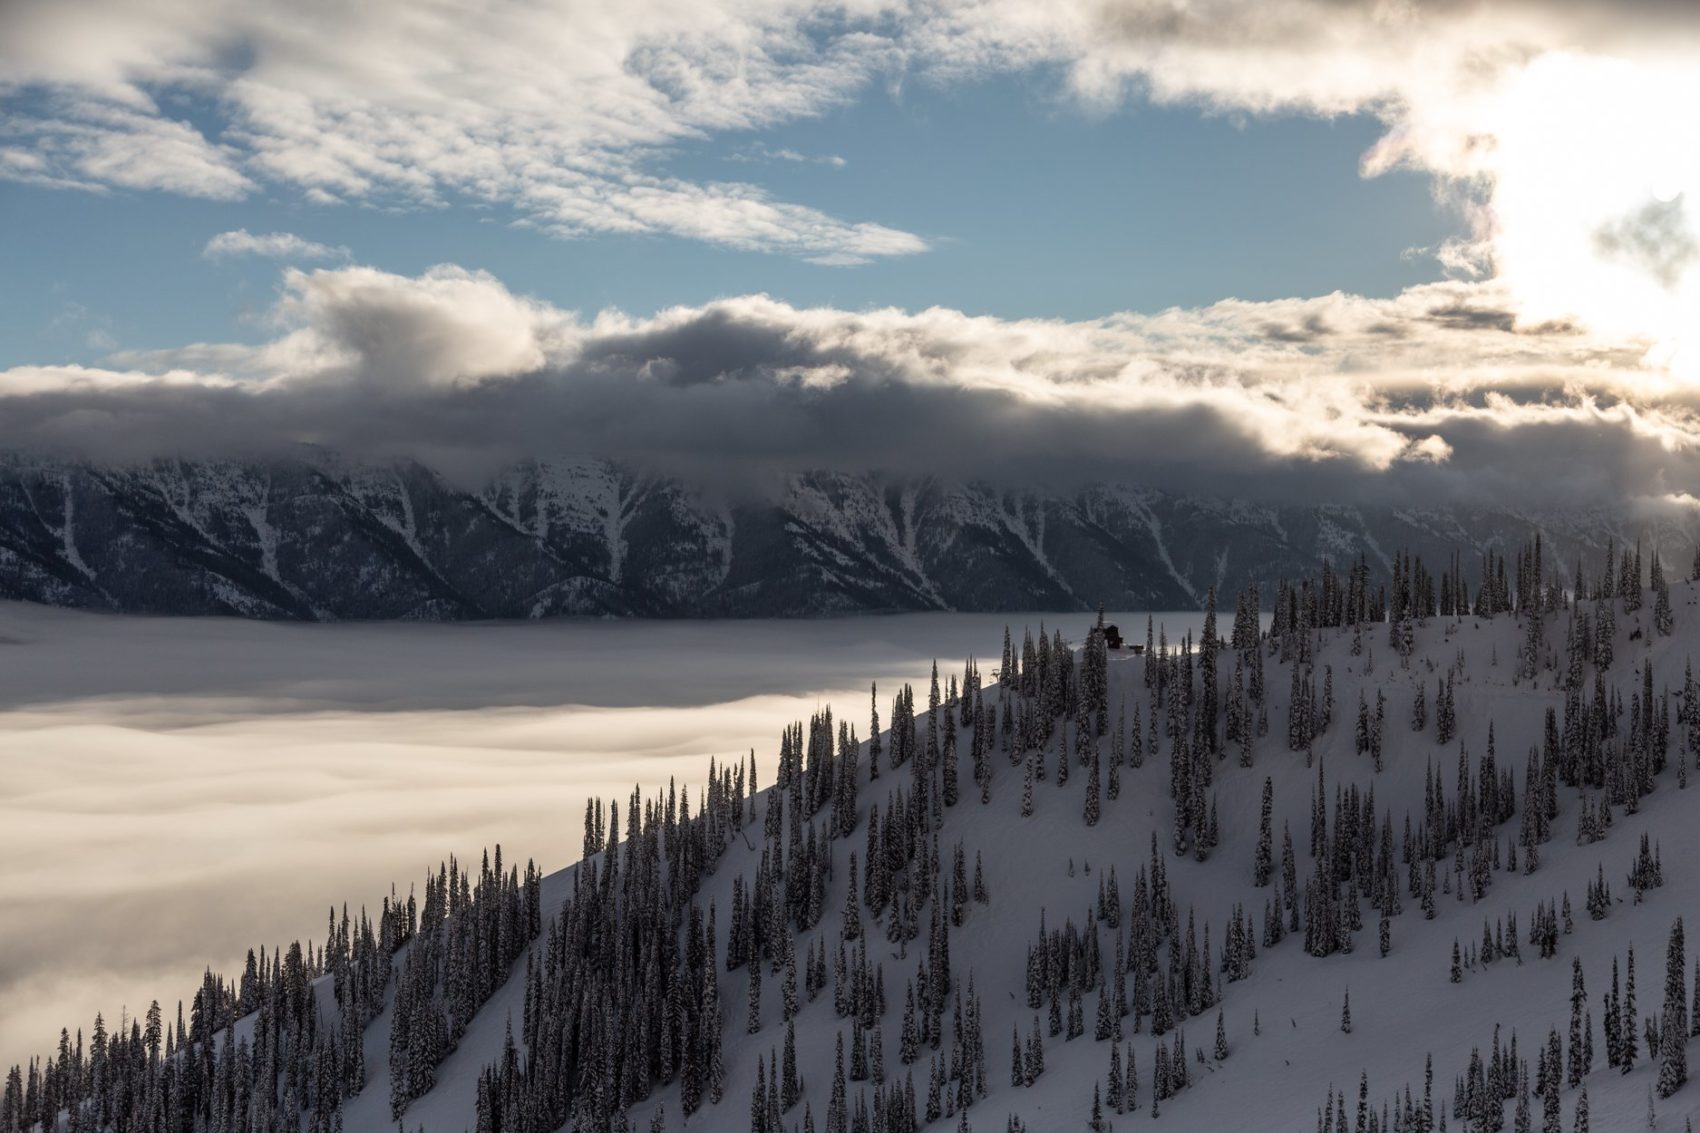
[11,548,1700,1133]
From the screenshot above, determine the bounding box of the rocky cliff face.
[0,453,1690,618]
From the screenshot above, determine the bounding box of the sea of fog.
[0,602,1212,1071]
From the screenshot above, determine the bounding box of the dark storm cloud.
[1259,314,1332,344]
[1422,303,1518,333]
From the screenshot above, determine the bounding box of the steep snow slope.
[338,582,1700,1132]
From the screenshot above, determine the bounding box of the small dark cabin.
[1103,623,1123,650]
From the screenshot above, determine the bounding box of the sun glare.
[1486,53,1700,377]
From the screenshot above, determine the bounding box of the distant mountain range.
[0,452,1692,619]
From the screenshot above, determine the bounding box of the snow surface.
[15,589,1700,1131]
[358,583,1700,1132]
[0,603,1207,1078]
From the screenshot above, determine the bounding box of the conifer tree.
[1024,1016,1044,1084]
[1660,918,1688,1097]
[1625,947,1639,1070]
[1569,959,1589,1088]
[783,1020,801,1111]
[1655,554,1675,636]
[1084,745,1101,827]
[1254,777,1274,887]
[749,950,763,1035]
[1107,1043,1123,1112]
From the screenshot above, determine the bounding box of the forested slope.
[9,543,1700,1132]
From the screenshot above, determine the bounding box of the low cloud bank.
[2,263,1693,508]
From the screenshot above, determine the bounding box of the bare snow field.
[0,603,1188,1076]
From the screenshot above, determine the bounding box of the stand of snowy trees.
[0,852,539,1133]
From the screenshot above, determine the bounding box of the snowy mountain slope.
[356,578,1697,1132]
[15,563,1700,1133]
[1,451,1694,621]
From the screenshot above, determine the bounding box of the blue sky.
[0,73,1458,369]
[1,0,1695,508]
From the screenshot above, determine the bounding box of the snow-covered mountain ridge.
[2,452,1696,620]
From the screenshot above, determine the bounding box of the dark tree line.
[0,848,538,1133]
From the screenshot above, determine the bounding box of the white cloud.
[907,0,1700,370]
[203,228,349,261]
[0,0,924,261]
[5,261,1697,508]
[8,0,1700,302]
[3,95,252,199]
[728,142,848,167]
[6,2,1700,495]
[267,264,578,389]
[0,362,241,395]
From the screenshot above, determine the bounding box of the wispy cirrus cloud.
[8,1,1700,347]
[3,94,252,199]
[727,142,848,168]
[0,0,927,263]
[202,228,349,262]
